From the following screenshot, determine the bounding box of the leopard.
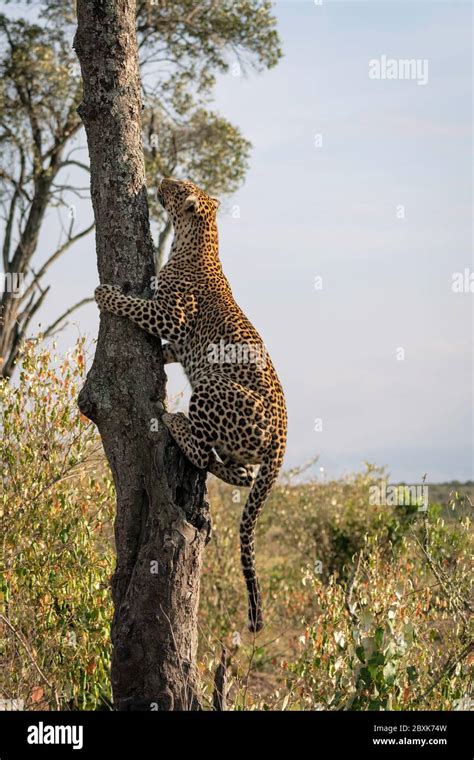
[94,177,287,632]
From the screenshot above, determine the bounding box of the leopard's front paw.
[94,284,122,312]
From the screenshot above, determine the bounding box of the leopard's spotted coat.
[95,178,287,631]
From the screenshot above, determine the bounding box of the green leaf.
[369,651,385,667]
[358,667,372,686]
[374,626,384,648]
[355,645,366,663]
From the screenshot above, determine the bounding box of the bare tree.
[74,0,210,710]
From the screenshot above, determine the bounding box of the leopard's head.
[157,178,220,230]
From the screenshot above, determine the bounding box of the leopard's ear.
[211,197,221,210]
[183,194,199,213]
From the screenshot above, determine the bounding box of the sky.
[9,0,473,483]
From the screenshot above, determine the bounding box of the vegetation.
[1,340,114,709]
[1,342,472,711]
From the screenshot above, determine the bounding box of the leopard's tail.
[240,439,285,633]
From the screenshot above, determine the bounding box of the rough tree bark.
[74,0,209,711]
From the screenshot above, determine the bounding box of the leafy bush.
[1,340,115,710]
[1,341,472,711]
[199,474,472,710]
[286,527,471,710]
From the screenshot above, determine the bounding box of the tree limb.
[212,647,230,711]
[21,222,95,302]
[2,149,26,270]
[43,297,94,338]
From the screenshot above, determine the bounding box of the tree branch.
[43,296,94,338]
[212,647,230,711]
[2,149,26,270]
[58,159,91,173]
[21,222,94,302]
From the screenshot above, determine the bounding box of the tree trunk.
[74,0,209,711]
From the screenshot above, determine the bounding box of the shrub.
[1,340,115,710]
[1,340,471,711]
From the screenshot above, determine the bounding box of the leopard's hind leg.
[162,412,211,469]
[162,411,255,487]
